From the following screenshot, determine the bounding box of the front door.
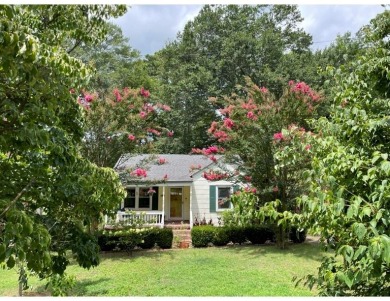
[170,187,183,219]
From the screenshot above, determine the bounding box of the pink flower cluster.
[192,145,225,156]
[241,99,257,110]
[85,93,94,103]
[289,81,320,102]
[113,88,122,102]
[140,87,150,98]
[260,87,268,93]
[273,132,284,141]
[246,111,257,120]
[143,103,155,113]
[128,134,136,141]
[223,118,234,129]
[131,168,147,177]
[147,188,156,195]
[203,170,229,181]
[167,131,174,137]
[214,130,229,142]
[147,128,161,136]
[218,105,235,116]
[244,186,257,194]
[139,111,147,119]
[207,121,219,134]
[189,164,202,171]
[158,157,167,165]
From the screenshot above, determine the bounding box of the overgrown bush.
[191,226,216,247]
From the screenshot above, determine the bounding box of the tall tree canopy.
[0,4,127,292]
[150,4,313,153]
[72,23,155,97]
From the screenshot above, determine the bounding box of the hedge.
[191,225,306,248]
[98,227,173,252]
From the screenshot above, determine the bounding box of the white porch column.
[162,185,165,227]
[189,185,193,229]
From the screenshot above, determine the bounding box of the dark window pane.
[217,187,231,209]
[139,188,150,208]
[124,188,135,208]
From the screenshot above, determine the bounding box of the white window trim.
[122,187,153,211]
[216,186,233,212]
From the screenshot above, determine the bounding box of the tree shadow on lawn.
[71,277,112,296]
[100,248,177,262]
[221,240,325,262]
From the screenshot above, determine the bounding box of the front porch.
[105,185,193,229]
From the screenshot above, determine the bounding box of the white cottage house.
[111,154,239,228]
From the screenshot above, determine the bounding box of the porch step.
[165,223,191,230]
[171,228,192,248]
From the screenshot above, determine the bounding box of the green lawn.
[0,242,325,296]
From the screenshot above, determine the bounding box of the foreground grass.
[0,242,325,296]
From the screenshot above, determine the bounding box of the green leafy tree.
[0,5,127,294]
[72,23,155,97]
[292,10,390,295]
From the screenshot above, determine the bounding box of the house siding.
[192,172,235,226]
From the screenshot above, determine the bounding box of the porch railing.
[105,211,165,228]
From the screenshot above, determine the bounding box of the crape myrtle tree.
[195,78,322,248]
[278,9,390,295]
[150,4,313,153]
[79,86,173,168]
[0,5,128,295]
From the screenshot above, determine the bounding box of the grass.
[0,241,325,296]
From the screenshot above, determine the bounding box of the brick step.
[165,223,191,230]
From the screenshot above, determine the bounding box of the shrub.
[97,227,173,252]
[225,226,246,244]
[289,227,306,243]
[212,227,230,246]
[155,228,173,249]
[243,225,272,244]
[191,225,216,247]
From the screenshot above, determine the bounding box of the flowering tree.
[79,87,173,168]
[203,77,322,247]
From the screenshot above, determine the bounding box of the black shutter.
[152,186,159,210]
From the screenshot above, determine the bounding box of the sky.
[113,4,386,56]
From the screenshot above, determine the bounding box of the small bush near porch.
[0,242,324,296]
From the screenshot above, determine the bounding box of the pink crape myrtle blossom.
[113,88,122,102]
[140,87,150,98]
[203,170,229,181]
[273,132,284,141]
[167,131,174,137]
[139,111,147,119]
[158,157,167,165]
[223,118,234,129]
[131,168,147,178]
[128,134,136,141]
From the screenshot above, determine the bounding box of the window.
[217,187,232,210]
[122,187,157,210]
[138,187,151,209]
[124,188,136,208]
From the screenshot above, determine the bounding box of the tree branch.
[0,180,35,218]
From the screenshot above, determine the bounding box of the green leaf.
[352,223,367,241]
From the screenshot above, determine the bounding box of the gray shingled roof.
[115,154,219,182]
